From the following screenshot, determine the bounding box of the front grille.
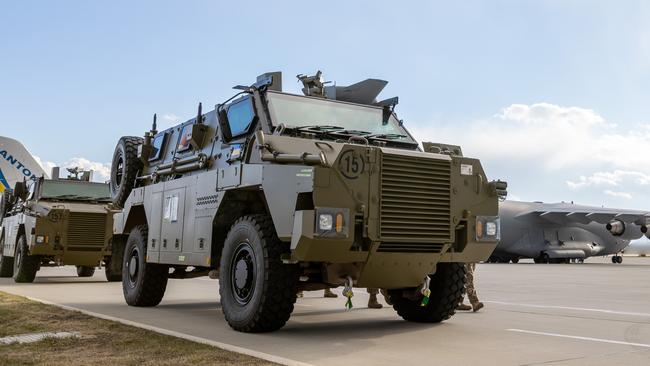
[67,212,107,247]
[378,152,452,252]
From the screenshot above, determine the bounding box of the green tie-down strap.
[343,289,354,309]
[420,288,431,306]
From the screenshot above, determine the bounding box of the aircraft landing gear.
[611,255,623,264]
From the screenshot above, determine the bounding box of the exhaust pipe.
[606,220,625,236]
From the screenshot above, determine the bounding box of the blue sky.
[1,1,650,210]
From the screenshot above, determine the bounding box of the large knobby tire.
[389,263,466,323]
[13,235,39,283]
[0,236,14,278]
[122,225,168,306]
[76,266,95,277]
[110,136,143,208]
[219,214,299,333]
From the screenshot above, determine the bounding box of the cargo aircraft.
[490,200,650,264]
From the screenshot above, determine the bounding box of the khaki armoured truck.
[110,71,506,332]
[0,168,121,282]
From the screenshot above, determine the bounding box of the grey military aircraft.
[489,200,650,264]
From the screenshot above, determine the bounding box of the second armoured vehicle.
[0,168,121,282]
[110,71,506,332]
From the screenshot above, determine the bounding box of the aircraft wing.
[514,206,650,226]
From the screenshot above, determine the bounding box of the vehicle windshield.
[40,180,111,202]
[266,91,414,141]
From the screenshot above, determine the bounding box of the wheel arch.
[211,189,270,263]
[123,204,147,235]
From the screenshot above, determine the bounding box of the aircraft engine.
[606,220,625,236]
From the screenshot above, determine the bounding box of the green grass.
[0,291,277,366]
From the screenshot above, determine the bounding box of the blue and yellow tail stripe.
[0,168,9,192]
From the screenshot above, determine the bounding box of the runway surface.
[1,257,649,365]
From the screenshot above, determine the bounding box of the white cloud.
[604,190,632,199]
[34,156,110,183]
[411,103,650,172]
[160,114,181,129]
[33,156,57,178]
[567,170,650,189]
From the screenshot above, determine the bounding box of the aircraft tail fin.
[0,136,47,191]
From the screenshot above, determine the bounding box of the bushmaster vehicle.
[0,168,121,282]
[110,71,506,332]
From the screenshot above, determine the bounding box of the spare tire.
[110,136,143,208]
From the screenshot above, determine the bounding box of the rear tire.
[76,266,95,277]
[110,136,143,208]
[389,262,466,323]
[219,214,298,332]
[13,235,39,283]
[122,225,168,306]
[105,237,125,282]
[0,236,14,277]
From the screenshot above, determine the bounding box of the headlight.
[315,208,349,237]
[35,235,48,244]
[319,214,333,231]
[476,216,500,241]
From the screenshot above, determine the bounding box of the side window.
[177,125,193,152]
[227,97,256,137]
[149,133,167,161]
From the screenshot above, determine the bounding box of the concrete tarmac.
[1,257,649,365]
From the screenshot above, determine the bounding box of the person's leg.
[367,288,383,308]
[466,263,484,312]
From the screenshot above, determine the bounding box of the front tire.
[122,225,168,306]
[76,266,95,277]
[13,235,39,283]
[0,236,14,277]
[389,263,466,323]
[219,214,298,333]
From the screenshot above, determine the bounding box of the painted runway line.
[508,329,650,349]
[486,300,650,317]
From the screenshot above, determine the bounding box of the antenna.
[197,102,203,124]
[151,113,158,134]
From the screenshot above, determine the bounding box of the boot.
[472,302,484,312]
[368,293,383,309]
[456,303,472,311]
[324,288,338,298]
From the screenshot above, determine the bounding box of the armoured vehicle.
[0,168,121,282]
[110,71,506,332]
[489,200,650,264]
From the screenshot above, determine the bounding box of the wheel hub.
[230,243,256,305]
[127,248,139,286]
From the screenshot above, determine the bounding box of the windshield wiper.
[335,129,372,136]
[50,195,100,201]
[296,125,345,132]
[365,133,407,140]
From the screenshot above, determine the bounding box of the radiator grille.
[378,153,452,252]
[67,212,107,247]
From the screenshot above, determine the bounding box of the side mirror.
[13,181,27,202]
[217,104,233,142]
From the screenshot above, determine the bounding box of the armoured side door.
[160,183,186,261]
